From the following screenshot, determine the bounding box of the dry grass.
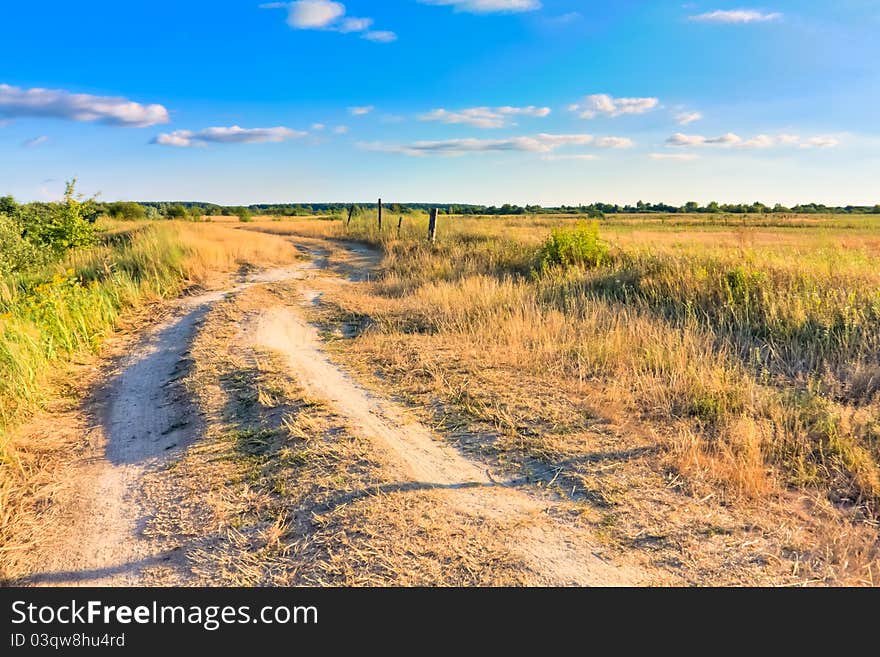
[257,213,879,584]
[148,282,531,585]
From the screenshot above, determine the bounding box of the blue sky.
[1,0,878,205]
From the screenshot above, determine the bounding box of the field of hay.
[245,212,880,523]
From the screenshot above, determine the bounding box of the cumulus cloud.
[349,106,374,115]
[22,135,49,148]
[359,133,631,156]
[261,1,396,42]
[666,132,840,149]
[675,111,703,126]
[152,125,306,148]
[690,9,782,24]
[570,94,659,119]
[0,83,169,127]
[418,105,551,129]
[419,0,542,14]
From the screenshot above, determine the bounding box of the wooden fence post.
[347,205,354,226]
[378,198,383,231]
[397,215,403,238]
[428,208,438,244]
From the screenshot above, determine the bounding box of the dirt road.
[15,237,646,586]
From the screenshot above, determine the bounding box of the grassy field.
[246,212,880,531]
[0,220,298,558]
[3,208,878,584]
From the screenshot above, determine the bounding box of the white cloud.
[334,125,350,134]
[666,132,840,150]
[339,17,373,32]
[311,123,326,130]
[419,0,541,14]
[359,133,631,156]
[152,125,306,148]
[740,134,777,148]
[689,10,782,24]
[0,83,169,127]
[675,111,703,126]
[349,106,374,115]
[287,0,344,27]
[261,1,394,42]
[802,136,840,148]
[570,93,659,119]
[363,30,398,42]
[419,105,551,129]
[22,135,49,148]
[667,132,742,146]
[648,153,700,161]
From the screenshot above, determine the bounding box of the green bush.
[0,214,43,275]
[540,222,609,271]
[164,204,189,220]
[106,201,146,221]
[17,181,97,254]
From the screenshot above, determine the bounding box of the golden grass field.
[2,212,878,585]
[241,211,880,582]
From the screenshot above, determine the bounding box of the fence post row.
[428,207,438,244]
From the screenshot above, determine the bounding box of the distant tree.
[706,201,720,213]
[683,201,700,213]
[165,204,189,219]
[107,201,146,221]
[0,195,18,217]
[236,207,253,223]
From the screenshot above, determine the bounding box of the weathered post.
[397,215,403,238]
[378,198,383,232]
[347,205,354,226]
[428,207,438,244]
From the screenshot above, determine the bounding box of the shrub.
[164,204,189,220]
[106,201,146,221]
[539,222,609,271]
[236,208,253,223]
[17,181,96,254]
[0,214,43,275]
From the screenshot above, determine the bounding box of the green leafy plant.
[18,180,97,254]
[539,222,609,271]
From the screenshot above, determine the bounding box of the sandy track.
[23,292,229,586]
[23,272,306,586]
[247,250,645,586]
[21,240,642,587]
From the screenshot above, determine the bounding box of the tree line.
[4,195,880,223]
